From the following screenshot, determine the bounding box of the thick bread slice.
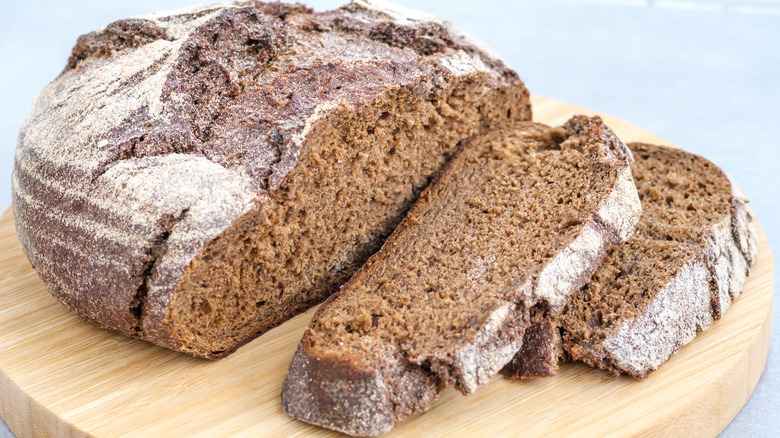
[281,116,641,436]
[11,1,531,358]
[503,142,758,379]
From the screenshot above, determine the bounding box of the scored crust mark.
[512,143,758,379]
[367,21,455,56]
[64,18,173,73]
[91,7,291,182]
[281,116,640,435]
[163,8,289,144]
[249,1,314,20]
[90,104,201,182]
[13,1,532,359]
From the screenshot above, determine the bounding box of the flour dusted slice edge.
[504,143,758,379]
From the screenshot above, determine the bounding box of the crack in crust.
[129,208,189,334]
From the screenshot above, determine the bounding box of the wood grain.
[0,97,772,438]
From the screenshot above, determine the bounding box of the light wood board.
[0,97,773,438]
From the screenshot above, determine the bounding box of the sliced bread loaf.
[502,142,758,379]
[12,1,531,358]
[281,116,641,436]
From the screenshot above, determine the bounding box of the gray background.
[1,0,777,436]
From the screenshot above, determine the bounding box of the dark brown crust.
[63,18,172,73]
[500,310,562,379]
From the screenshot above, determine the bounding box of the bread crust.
[12,1,530,357]
[282,117,641,435]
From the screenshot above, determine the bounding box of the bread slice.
[281,116,641,436]
[11,1,531,358]
[502,142,758,379]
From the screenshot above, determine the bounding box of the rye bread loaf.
[502,142,758,379]
[281,116,641,436]
[11,0,531,358]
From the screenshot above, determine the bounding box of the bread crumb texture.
[282,116,640,436]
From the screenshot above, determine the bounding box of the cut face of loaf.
[11,1,531,358]
[281,116,641,436]
[503,143,758,379]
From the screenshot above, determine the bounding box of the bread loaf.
[11,0,531,358]
[281,116,641,436]
[502,142,758,379]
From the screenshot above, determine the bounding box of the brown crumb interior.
[165,75,527,357]
[562,143,733,354]
[305,122,619,376]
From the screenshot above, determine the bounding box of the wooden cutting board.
[0,97,773,438]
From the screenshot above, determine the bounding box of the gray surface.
[0,1,777,437]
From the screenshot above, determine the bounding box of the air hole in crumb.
[198,301,212,314]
